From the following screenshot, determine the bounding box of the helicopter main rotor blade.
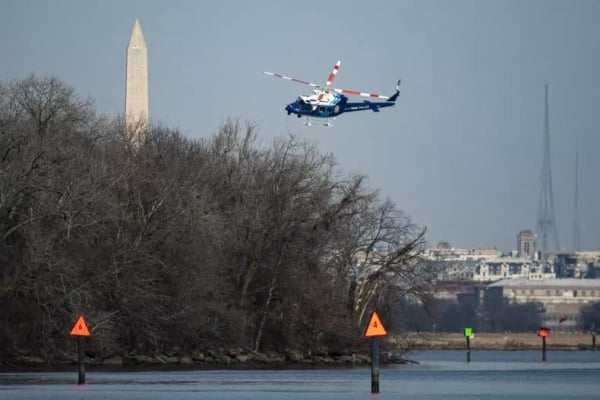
[326,60,341,87]
[263,72,322,88]
[310,60,341,111]
[332,87,390,100]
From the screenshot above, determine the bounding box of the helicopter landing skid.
[303,117,335,127]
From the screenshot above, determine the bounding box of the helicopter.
[264,60,400,126]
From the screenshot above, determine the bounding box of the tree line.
[0,76,430,363]
[396,287,600,333]
[394,292,542,333]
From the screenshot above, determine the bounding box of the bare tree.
[0,77,431,362]
[323,184,430,327]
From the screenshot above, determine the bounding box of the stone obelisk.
[125,19,148,144]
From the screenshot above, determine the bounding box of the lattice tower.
[536,84,560,255]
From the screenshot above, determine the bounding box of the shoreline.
[1,346,595,374]
[2,332,596,372]
[396,332,597,351]
[0,350,373,373]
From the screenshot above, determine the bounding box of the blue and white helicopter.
[264,60,400,126]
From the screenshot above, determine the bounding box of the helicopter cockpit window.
[297,97,304,104]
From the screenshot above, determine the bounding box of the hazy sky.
[1,0,599,252]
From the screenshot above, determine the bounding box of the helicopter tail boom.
[388,80,401,102]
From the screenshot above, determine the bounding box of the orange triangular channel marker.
[70,315,91,337]
[364,311,388,337]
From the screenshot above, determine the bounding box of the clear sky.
[1,0,599,252]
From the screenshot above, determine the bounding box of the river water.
[1,350,599,399]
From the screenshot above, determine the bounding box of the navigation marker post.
[537,327,549,362]
[463,327,473,362]
[592,324,596,351]
[70,315,91,384]
[364,311,388,394]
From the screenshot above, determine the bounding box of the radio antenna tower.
[536,84,560,255]
[572,148,580,251]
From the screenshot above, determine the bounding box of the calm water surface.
[1,350,599,399]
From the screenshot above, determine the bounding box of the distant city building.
[424,247,501,262]
[426,232,600,325]
[473,257,554,281]
[517,229,536,259]
[425,245,555,283]
[549,251,600,278]
[487,278,600,331]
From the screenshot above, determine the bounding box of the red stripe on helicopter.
[326,61,341,86]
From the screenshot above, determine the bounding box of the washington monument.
[125,19,148,143]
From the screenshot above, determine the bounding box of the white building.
[487,278,600,330]
[474,258,555,281]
